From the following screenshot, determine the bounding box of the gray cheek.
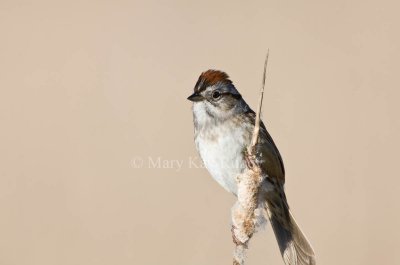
[219,97,237,112]
[204,102,218,119]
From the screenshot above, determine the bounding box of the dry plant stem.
[249,50,269,153]
[232,51,270,265]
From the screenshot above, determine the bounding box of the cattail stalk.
[232,51,269,265]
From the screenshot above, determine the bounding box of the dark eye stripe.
[220,92,242,100]
[206,91,242,105]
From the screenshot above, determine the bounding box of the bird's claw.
[245,154,255,169]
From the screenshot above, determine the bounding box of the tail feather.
[268,208,316,265]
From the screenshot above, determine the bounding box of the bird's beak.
[187,92,204,102]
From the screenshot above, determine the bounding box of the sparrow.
[187,70,316,265]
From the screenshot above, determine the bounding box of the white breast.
[193,103,247,195]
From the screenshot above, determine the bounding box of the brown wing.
[245,109,285,183]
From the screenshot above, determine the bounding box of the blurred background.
[1,1,399,264]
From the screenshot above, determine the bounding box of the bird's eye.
[212,91,221,99]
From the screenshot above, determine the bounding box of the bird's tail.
[265,190,316,265]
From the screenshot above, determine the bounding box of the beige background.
[1,1,399,264]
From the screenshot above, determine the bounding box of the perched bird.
[187,70,316,265]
